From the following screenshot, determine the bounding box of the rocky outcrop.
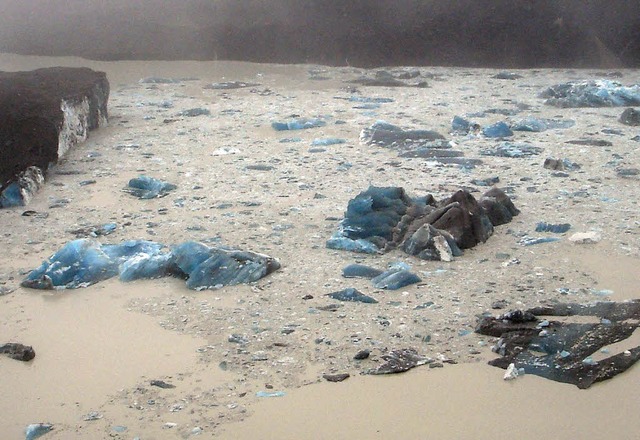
[0,67,109,207]
[476,301,640,389]
[327,186,518,260]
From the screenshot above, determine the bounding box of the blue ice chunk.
[99,223,117,235]
[535,222,571,233]
[541,80,640,108]
[21,239,118,289]
[271,118,326,131]
[326,235,381,254]
[511,117,576,132]
[184,247,281,290]
[510,117,548,132]
[119,252,174,282]
[590,289,613,297]
[353,103,381,109]
[482,121,513,138]
[388,261,411,271]
[372,269,421,290]
[348,96,394,103]
[21,239,279,291]
[0,182,24,207]
[279,137,302,143]
[342,264,383,279]
[482,142,543,158]
[126,175,177,199]
[328,287,378,304]
[311,138,346,146]
[451,115,471,133]
[103,240,165,262]
[185,252,241,290]
[256,391,285,397]
[519,236,561,246]
[25,423,54,440]
[543,119,576,129]
[171,241,213,275]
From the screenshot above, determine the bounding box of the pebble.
[569,232,602,244]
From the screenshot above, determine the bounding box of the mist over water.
[0,1,639,68]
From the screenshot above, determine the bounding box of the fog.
[0,1,638,67]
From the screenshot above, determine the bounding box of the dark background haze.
[0,1,638,68]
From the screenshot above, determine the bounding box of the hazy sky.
[0,1,637,67]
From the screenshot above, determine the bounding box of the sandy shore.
[0,53,638,439]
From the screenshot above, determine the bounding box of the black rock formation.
[476,300,640,389]
[327,186,518,259]
[0,67,109,207]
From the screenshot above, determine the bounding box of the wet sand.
[0,53,638,439]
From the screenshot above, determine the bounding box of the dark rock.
[541,80,640,107]
[360,121,444,149]
[399,149,464,159]
[491,300,509,309]
[535,222,571,233]
[371,269,421,290]
[328,186,518,257]
[323,373,350,382]
[354,349,371,360]
[619,108,640,126]
[68,223,117,238]
[565,139,613,147]
[0,342,35,361]
[471,177,500,187]
[479,187,520,226]
[543,157,581,171]
[481,122,513,138]
[617,168,639,177]
[0,67,109,207]
[402,224,455,261]
[178,108,210,117]
[327,287,378,304]
[428,190,494,249]
[493,72,523,80]
[124,176,177,199]
[481,142,543,158]
[150,380,175,389]
[245,164,275,171]
[365,348,431,375]
[435,157,483,167]
[342,264,383,279]
[317,304,343,312]
[476,300,640,388]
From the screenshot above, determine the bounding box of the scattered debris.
[365,348,431,375]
